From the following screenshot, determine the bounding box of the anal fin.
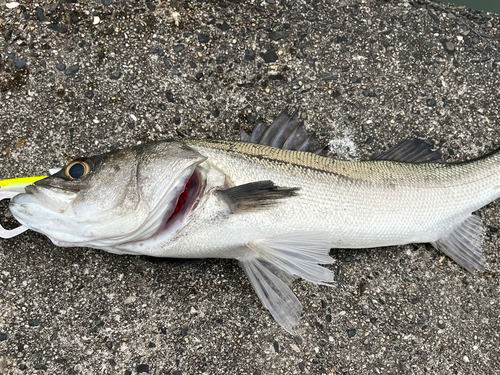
[239,232,334,334]
[431,214,485,273]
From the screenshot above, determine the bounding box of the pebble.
[56,63,66,71]
[36,7,46,22]
[14,59,26,69]
[195,72,204,80]
[269,31,286,41]
[137,364,149,373]
[164,58,173,69]
[166,91,175,103]
[64,65,79,75]
[245,49,256,61]
[85,91,94,99]
[173,44,185,53]
[321,73,336,80]
[102,0,112,5]
[261,50,278,63]
[273,341,279,353]
[347,329,356,338]
[198,33,209,44]
[48,24,68,34]
[472,36,480,45]
[6,2,20,9]
[217,21,231,31]
[444,41,455,53]
[426,98,437,107]
[110,72,122,80]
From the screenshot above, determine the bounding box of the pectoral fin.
[239,232,334,334]
[431,215,486,273]
[218,181,300,213]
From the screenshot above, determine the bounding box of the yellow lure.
[0,176,48,238]
[0,176,48,192]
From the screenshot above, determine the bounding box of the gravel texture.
[1,0,500,374]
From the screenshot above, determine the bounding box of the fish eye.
[65,161,90,180]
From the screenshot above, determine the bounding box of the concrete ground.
[1,0,500,373]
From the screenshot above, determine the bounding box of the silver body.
[128,141,500,259]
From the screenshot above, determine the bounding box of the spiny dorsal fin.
[218,180,300,213]
[241,108,326,154]
[431,214,485,273]
[374,139,442,163]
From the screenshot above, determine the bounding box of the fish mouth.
[20,184,77,213]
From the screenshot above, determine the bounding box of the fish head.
[9,142,208,250]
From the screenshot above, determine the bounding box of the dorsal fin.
[241,108,327,154]
[241,110,442,163]
[374,139,442,163]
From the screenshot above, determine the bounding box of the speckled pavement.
[1,0,500,374]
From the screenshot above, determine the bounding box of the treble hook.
[0,176,48,239]
[0,190,28,238]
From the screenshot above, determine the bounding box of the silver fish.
[9,108,495,333]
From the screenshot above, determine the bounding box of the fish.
[8,108,496,334]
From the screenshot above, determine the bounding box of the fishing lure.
[0,176,47,238]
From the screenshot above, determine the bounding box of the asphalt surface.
[1,0,500,374]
